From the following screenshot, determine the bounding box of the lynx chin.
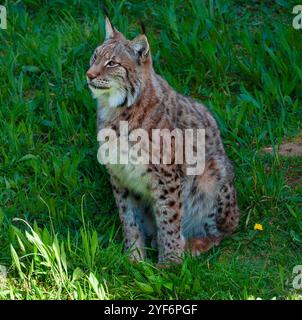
[87,17,239,265]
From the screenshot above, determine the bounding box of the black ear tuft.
[100,2,110,19]
[139,20,146,35]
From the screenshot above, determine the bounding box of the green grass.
[0,0,302,300]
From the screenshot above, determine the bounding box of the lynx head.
[87,17,151,108]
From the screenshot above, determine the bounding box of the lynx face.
[87,17,150,108]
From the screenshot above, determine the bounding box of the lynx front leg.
[153,173,184,265]
[111,179,146,262]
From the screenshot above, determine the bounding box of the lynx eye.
[107,60,119,67]
[91,52,97,63]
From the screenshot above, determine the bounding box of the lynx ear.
[131,35,150,62]
[105,16,115,39]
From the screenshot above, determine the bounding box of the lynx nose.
[86,70,97,80]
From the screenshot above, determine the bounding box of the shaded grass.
[0,0,302,299]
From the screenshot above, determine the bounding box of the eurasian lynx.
[87,17,239,264]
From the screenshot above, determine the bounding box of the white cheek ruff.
[89,86,107,99]
[108,87,127,108]
[89,84,127,109]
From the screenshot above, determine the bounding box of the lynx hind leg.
[182,157,225,240]
[185,182,239,256]
[182,158,238,256]
[183,206,223,256]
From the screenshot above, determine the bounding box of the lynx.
[87,17,239,264]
